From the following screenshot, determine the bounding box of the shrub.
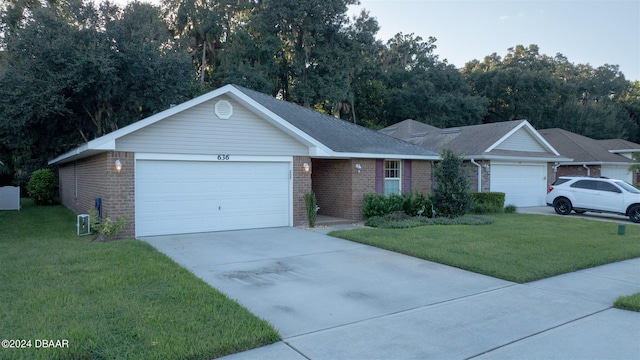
[363,191,432,219]
[363,193,388,218]
[26,168,57,205]
[432,148,472,218]
[470,192,505,214]
[365,213,493,228]
[504,204,517,213]
[88,208,127,241]
[304,192,318,227]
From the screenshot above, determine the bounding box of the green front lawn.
[330,213,640,283]
[0,199,279,360]
[614,293,640,312]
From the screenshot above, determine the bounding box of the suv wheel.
[629,205,640,223]
[553,198,572,215]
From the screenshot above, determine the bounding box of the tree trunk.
[200,41,207,83]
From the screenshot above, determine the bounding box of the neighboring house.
[380,119,570,207]
[539,128,640,185]
[49,84,439,238]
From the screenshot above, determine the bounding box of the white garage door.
[490,163,547,207]
[601,166,632,183]
[136,160,291,237]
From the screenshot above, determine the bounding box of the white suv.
[546,176,640,223]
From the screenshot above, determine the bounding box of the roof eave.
[464,154,573,162]
[557,161,636,166]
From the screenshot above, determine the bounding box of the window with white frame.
[384,160,401,195]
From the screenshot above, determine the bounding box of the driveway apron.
[141,227,640,360]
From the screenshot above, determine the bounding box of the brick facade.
[462,160,491,192]
[58,151,135,239]
[58,153,433,236]
[554,165,601,180]
[312,158,433,221]
[312,159,359,220]
[293,156,313,226]
[409,160,433,194]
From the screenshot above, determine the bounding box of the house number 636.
[217,154,230,160]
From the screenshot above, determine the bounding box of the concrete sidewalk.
[141,228,640,360]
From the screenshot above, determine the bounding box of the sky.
[348,0,639,81]
[112,0,639,81]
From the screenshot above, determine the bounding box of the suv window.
[552,178,572,186]
[570,180,596,190]
[614,180,640,194]
[596,181,621,193]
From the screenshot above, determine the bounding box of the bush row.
[363,191,432,219]
[364,191,509,219]
[469,192,506,214]
[364,212,494,228]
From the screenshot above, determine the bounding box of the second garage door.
[490,163,547,207]
[136,159,291,237]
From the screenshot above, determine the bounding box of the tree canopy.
[1,0,638,186]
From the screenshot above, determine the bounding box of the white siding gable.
[494,128,548,152]
[116,96,308,156]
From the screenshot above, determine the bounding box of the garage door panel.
[136,160,291,236]
[490,163,547,207]
[601,166,632,183]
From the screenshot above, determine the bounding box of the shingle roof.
[538,128,635,163]
[382,119,532,154]
[49,84,440,165]
[380,119,564,157]
[233,85,439,156]
[597,138,640,152]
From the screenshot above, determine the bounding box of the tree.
[0,1,193,176]
[432,148,472,218]
[462,44,637,141]
[375,33,487,128]
[162,0,239,83]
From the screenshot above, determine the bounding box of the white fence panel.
[0,186,20,210]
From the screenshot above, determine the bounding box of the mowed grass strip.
[0,199,279,360]
[330,213,640,283]
[614,293,640,312]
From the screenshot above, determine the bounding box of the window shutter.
[375,159,384,194]
[403,160,412,193]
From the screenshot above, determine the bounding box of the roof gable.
[492,127,548,152]
[49,84,438,165]
[116,95,308,156]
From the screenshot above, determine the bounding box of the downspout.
[552,163,560,182]
[583,164,590,176]
[471,159,482,192]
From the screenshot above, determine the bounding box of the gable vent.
[215,100,233,119]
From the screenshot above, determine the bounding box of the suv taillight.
[547,186,554,193]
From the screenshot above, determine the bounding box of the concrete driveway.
[141,227,640,359]
[519,205,640,225]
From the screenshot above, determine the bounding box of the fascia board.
[463,154,573,162]
[331,152,440,160]
[557,161,635,166]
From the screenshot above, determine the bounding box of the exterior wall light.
[115,160,122,172]
[303,163,310,172]
[355,163,363,173]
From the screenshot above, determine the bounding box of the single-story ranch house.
[380,119,572,207]
[49,84,439,238]
[538,128,640,185]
